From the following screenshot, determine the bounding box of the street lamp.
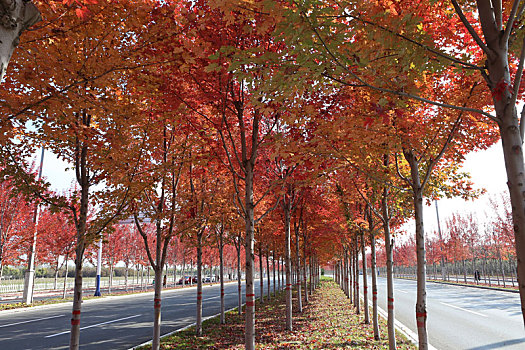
[94,239,103,296]
[22,147,44,304]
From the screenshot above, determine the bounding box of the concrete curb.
[397,277,519,294]
[363,295,438,350]
[128,304,245,349]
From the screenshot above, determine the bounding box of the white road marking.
[0,314,65,328]
[396,290,408,293]
[440,302,487,317]
[45,314,142,338]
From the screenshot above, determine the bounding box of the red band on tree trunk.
[72,310,81,315]
[71,319,80,325]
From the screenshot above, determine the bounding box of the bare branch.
[503,0,523,44]
[450,0,492,57]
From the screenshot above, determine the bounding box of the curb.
[128,304,245,349]
[362,295,438,350]
[396,277,519,294]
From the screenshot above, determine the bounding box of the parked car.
[202,276,215,283]
[177,276,192,285]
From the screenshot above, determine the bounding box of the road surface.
[368,276,525,349]
[0,279,273,349]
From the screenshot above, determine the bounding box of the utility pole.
[94,239,102,296]
[22,147,44,304]
[434,199,446,282]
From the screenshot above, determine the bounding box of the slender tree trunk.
[284,204,293,331]
[219,230,225,324]
[152,267,163,350]
[125,262,129,291]
[295,223,302,313]
[54,259,59,290]
[362,232,369,324]
[463,259,467,283]
[63,255,69,299]
[196,232,203,336]
[354,242,359,313]
[499,256,506,288]
[273,250,276,296]
[236,239,242,315]
[278,256,281,291]
[266,248,271,301]
[69,240,85,350]
[244,163,256,350]
[405,151,428,350]
[303,244,308,304]
[383,183,396,350]
[259,245,264,303]
[370,232,380,340]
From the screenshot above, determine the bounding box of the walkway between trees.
[136,278,415,349]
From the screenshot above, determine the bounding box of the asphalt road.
[368,276,525,350]
[0,278,275,350]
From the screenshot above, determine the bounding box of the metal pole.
[94,239,102,296]
[22,148,45,304]
[434,199,446,281]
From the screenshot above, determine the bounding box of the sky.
[38,140,509,240]
[406,140,508,239]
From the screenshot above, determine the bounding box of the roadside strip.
[363,294,439,350]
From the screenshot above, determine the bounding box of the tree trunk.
[69,240,85,350]
[62,254,69,299]
[54,259,59,290]
[259,245,264,303]
[381,183,396,350]
[266,248,271,301]
[370,232,380,340]
[109,263,114,294]
[354,242,359,313]
[152,267,163,350]
[303,243,308,304]
[499,256,506,288]
[0,0,41,82]
[405,151,428,350]
[125,262,129,292]
[273,250,276,296]
[219,230,225,324]
[244,163,256,350]
[236,239,242,315]
[361,232,370,324]
[295,223,302,313]
[284,203,293,331]
[196,232,203,336]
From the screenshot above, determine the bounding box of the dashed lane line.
[45,314,142,338]
[440,302,487,317]
[0,314,65,328]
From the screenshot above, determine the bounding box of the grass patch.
[138,280,415,349]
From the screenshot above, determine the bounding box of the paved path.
[0,278,274,350]
[369,276,525,349]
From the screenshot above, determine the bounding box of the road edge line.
[365,296,438,350]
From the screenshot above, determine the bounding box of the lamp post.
[22,147,44,304]
[94,239,102,296]
[434,199,446,281]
